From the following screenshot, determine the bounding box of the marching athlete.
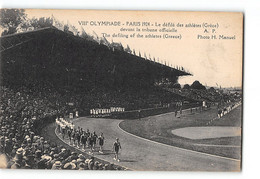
[88,133,94,154]
[67,128,72,145]
[218,108,222,118]
[81,132,88,151]
[113,138,121,162]
[92,131,98,150]
[98,133,105,153]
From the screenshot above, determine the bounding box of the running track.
[68,114,241,171]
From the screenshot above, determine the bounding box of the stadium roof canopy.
[0,27,191,77]
[1,27,193,91]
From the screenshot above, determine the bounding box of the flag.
[124,44,132,53]
[52,15,64,31]
[144,53,147,59]
[133,49,136,56]
[118,42,124,51]
[100,36,111,48]
[92,30,100,44]
[67,20,78,35]
[111,42,124,51]
[80,27,95,41]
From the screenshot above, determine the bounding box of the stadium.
[0,15,242,171]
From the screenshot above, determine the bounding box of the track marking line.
[193,143,241,148]
[117,122,240,162]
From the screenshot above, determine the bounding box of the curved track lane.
[71,116,240,171]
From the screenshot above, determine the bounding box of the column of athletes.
[90,107,125,117]
[55,106,124,161]
[55,117,105,155]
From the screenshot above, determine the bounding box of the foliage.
[172,83,181,89]
[30,17,53,29]
[0,9,26,35]
[190,80,206,90]
[183,84,190,89]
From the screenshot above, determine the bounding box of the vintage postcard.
[0,9,243,171]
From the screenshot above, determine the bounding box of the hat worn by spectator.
[13,143,19,149]
[63,162,76,170]
[41,155,52,162]
[53,154,59,159]
[52,161,62,169]
[98,163,103,170]
[49,151,54,157]
[71,152,77,156]
[78,162,85,170]
[77,154,85,163]
[104,164,109,170]
[35,150,42,158]
[16,148,24,156]
[71,159,77,164]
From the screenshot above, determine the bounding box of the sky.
[25,9,243,88]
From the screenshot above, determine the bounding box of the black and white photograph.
[0,9,243,171]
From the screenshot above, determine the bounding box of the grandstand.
[0,27,192,115]
[0,26,242,171]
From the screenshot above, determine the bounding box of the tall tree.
[183,84,190,89]
[30,17,53,29]
[0,9,26,35]
[190,80,206,90]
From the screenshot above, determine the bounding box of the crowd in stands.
[1,25,193,117]
[165,87,242,118]
[217,100,242,118]
[167,87,241,103]
[0,83,242,170]
[33,86,187,117]
[0,86,124,170]
[167,88,221,102]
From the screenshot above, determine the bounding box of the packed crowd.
[68,86,186,115]
[217,100,242,118]
[168,88,226,102]
[166,87,242,119]
[0,86,124,170]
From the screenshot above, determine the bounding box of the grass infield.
[119,105,242,160]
